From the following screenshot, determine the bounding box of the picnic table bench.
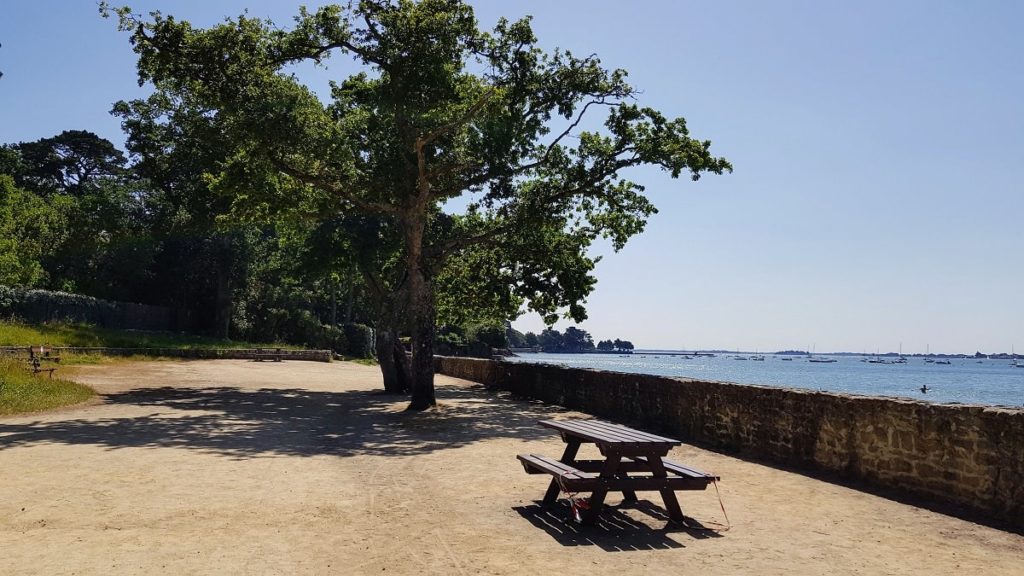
[518,419,718,525]
[28,345,60,378]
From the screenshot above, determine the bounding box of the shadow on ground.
[0,383,565,459]
[514,499,723,551]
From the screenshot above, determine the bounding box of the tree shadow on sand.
[0,383,565,459]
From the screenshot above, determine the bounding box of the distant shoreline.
[518,349,1015,359]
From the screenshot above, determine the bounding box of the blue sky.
[1,1,1021,353]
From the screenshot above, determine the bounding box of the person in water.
[920,385,929,394]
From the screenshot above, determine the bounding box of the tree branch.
[436,98,620,197]
[414,88,496,152]
[270,158,400,215]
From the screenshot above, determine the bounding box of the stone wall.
[435,356,1024,529]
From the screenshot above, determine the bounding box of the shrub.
[0,285,176,330]
[342,323,374,358]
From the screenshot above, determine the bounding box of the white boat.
[893,344,907,364]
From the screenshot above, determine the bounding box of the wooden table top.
[539,419,681,450]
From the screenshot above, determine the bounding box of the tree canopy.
[105,0,730,409]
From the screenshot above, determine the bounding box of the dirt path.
[1,360,1021,575]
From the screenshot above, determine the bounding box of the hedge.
[0,285,187,331]
[342,323,375,359]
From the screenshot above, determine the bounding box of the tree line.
[504,326,633,353]
[1,129,373,353]
[3,1,730,409]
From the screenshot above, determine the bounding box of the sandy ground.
[0,360,1021,576]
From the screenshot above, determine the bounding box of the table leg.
[647,455,685,522]
[617,471,638,504]
[581,455,622,525]
[543,440,581,506]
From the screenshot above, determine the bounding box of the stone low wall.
[1,347,332,363]
[435,356,1024,529]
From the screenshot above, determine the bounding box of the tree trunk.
[376,329,406,394]
[213,236,232,339]
[330,282,337,327]
[404,211,436,411]
[394,336,411,393]
[406,277,435,409]
[345,262,356,323]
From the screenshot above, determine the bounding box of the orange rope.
[679,477,731,532]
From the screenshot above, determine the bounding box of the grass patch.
[0,320,291,350]
[56,353,179,366]
[0,359,95,415]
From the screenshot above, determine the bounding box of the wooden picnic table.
[517,419,718,525]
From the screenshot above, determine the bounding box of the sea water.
[506,353,1024,407]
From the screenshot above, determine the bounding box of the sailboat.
[893,343,907,364]
[867,348,887,364]
[808,345,837,363]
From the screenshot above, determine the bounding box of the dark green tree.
[107,0,730,409]
[538,328,563,352]
[4,131,156,297]
[13,130,127,197]
[562,326,594,352]
[505,324,526,348]
[523,331,539,347]
[112,94,255,337]
[0,175,69,286]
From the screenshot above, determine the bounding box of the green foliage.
[534,326,629,353]
[562,326,594,352]
[436,330,465,347]
[285,309,348,351]
[0,359,95,415]
[506,324,527,348]
[466,322,507,350]
[0,175,68,286]
[10,130,126,196]
[106,1,731,396]
[0,320,288,349]
[0,285,123,326]
[342,322,374,358]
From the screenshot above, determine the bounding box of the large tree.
[4,131,156,297]
[107,0,730,409]
[112,94,248,337]
[13,130,127,197]
[0,175,69,286]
